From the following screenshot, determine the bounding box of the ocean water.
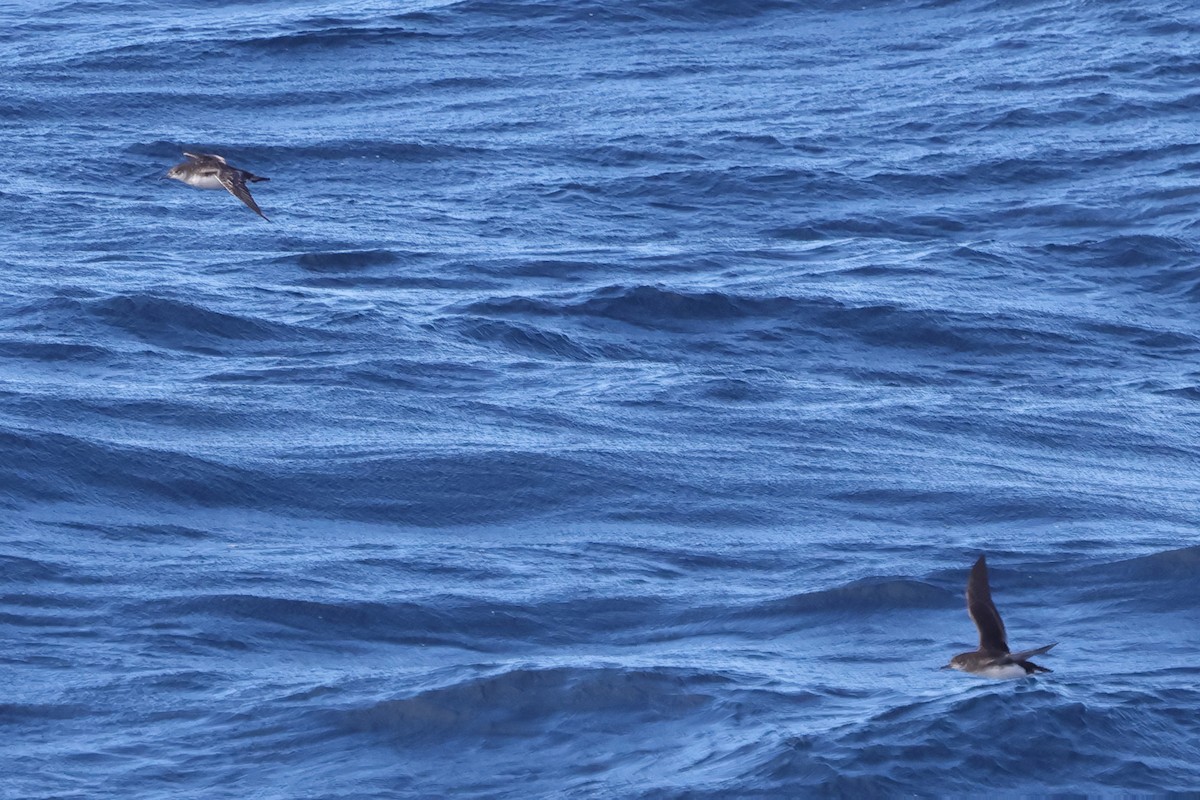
[4,0,1200,795]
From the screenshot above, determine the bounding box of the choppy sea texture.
[4,0,1200,796]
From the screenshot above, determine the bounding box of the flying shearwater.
[944,555,1056,678]
[166,152,270,220]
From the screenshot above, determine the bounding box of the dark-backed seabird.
[166,152,270,220]
[945,555,1056,678]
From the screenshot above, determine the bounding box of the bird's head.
[942,653,970,671]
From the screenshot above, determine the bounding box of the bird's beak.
[938,664,952,670]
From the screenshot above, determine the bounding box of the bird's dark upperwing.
[1007,642,1056,662]
[966,555,1009,653]
[219,171,269,221]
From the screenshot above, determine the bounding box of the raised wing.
[184,152,226,164]
[966,555,1008,653]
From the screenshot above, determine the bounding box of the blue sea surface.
[4,0,1200,796]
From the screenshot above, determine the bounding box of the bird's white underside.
[955,663,1029,680]
[177,174,225,190]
